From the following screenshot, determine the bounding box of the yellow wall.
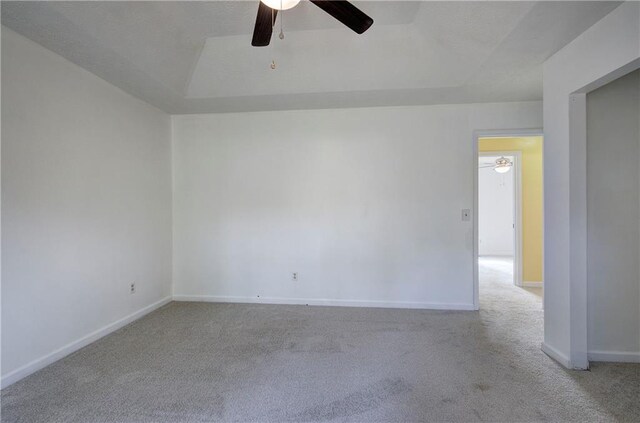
[479,137,543,283]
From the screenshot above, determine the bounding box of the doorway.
[473,133,544,310]
[478,152,520,288]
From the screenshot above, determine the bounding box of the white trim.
[0,296,173,389]
[568,92,590,371]
[522,281,543,288]
[588,350,640,363]
[172,295,476,311]
[541,342,574,369]
[474,129,544,139]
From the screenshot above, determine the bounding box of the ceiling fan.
[479,157,513,174]
[252,0,374,47]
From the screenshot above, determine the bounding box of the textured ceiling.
[2,1,622,113]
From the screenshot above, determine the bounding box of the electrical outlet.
[130,282,136,294]
[292,272,298,281]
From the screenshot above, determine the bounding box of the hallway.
[479,255,542,305]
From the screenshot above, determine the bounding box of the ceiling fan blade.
[309,0,373,34]
[252,2,278,47]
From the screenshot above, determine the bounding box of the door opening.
[478,152,519,287]
[473,132,544,310]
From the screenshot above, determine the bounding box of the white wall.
[586,69,640,360]
[1,27,173,385]
[172,102,541,309]
[479,159,514,256]
[543,1,639,368]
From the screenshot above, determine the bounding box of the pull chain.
[271,1,285,70]
[279,0,285,40]
[271,8,277,69]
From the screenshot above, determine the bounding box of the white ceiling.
[2,1,622,114]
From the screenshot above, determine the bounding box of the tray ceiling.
[2,1,622,113]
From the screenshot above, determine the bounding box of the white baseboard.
[173,295,476,311]
[0,294,473,389]
[538,344,637,367]
[1,296,172,389]
[522,281,543,288]
[541,342,572,369]
[588,350,640,363]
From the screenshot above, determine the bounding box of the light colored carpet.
[2,258,639,422]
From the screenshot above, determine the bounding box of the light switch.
[462,209,471,221]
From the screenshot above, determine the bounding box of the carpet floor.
[2,257,639,422]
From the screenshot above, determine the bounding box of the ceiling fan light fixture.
[261,0,300,10]
[494,157,513,173]
[252,0,373,47]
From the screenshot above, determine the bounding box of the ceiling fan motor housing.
[252,0,374,47]
[260,0,301,11]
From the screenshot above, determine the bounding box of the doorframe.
[566,59,640,368]
[472,129,543,310]
[478,150,522,288]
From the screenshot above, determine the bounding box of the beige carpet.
[2,257,639,422]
